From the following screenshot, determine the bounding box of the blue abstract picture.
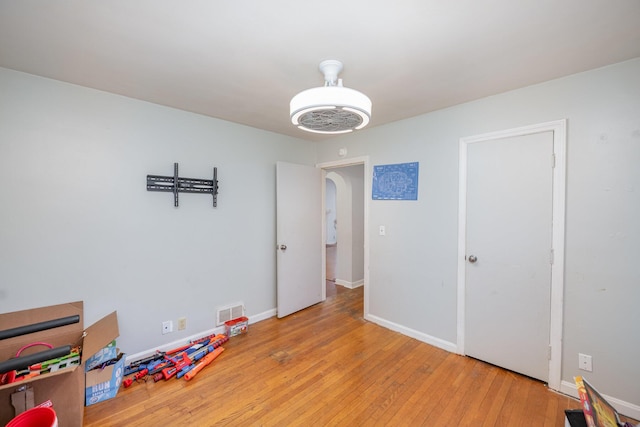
[372,162,419,200]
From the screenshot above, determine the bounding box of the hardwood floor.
[84,284,589,426]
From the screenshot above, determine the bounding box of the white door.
[464,131,554,382]
[276,161,324,318]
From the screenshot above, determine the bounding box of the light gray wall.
[0,67,316,354]
[316,58,640,407]
[325,178,337,245]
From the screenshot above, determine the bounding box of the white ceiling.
[1,1,639,141]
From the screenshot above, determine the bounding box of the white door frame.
[456,120,567,391]
[317,156,370,317]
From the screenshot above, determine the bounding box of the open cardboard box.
[0,301,119,426]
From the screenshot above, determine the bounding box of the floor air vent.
[217,303,245,326]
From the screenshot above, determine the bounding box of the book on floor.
[574,376,628,427]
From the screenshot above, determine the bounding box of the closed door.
[276,161,324,318]
[464,131,554,382]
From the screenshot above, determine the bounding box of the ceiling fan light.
[297,126,353,135]
[343,106,370,130]
[290,60,372,134]
[291,103,335,126]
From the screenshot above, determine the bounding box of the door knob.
[468,255,477,263]
[279,244,287,251]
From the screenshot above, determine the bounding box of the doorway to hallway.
[325,165,364,289]
[320,158,368,311]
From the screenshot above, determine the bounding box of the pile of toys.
[0,343,81,385]
[123,333,228,388]
[0,314,83,386]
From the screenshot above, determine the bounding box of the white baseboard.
[125,308,277,365]
[364,313,458,354]
[560,380,640,421]
[335,279,364,289]
[250,308,277,324]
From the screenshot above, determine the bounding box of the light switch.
[379,225,386,236]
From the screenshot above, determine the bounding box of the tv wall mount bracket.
[147,163,219,207]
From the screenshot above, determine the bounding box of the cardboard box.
[84,339,117,372]
[85,351,125,406]
[0,301,119,426]
[83,314,123,407]
[84,337,124,407]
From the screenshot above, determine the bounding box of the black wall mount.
[147,163,219,207]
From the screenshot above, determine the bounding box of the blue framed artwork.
[372,162,419,200]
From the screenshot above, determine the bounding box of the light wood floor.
[84,283,589,426]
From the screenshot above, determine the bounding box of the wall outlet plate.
[162,320,173,335]
[178,317,187,331]
[578,353,593,372]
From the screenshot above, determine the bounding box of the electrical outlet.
[178,317,187,331]
[578,353,593,372]
[162,320,173,335]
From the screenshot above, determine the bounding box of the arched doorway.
[325,165,365,295]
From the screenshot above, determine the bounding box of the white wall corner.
[365,313,458,354]
[335,279,364,289]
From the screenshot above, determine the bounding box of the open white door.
[276,161,324,318]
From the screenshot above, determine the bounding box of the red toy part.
[134,368,148,380]
[0,370,16,385]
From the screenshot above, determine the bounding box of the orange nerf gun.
[184,346,224,381]
[160,352,192,380]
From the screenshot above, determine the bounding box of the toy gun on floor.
[154,352,192,382]
[159,333,227,378]
[184,346,224,381]
[123,334,228,386]
[167,335,220,379]
[124,351,166,376]
[175,334,227,379]
[125,347,198,387]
